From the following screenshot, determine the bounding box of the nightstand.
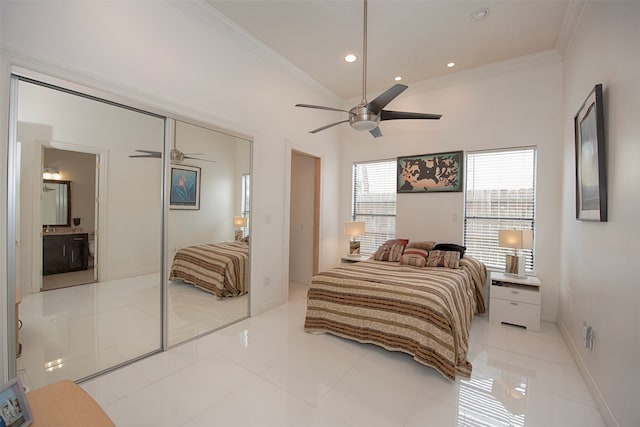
[341,254,369,264]
[489,271,541,331]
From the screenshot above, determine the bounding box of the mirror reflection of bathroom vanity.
[42,232,89,275]
[41,178,89,275]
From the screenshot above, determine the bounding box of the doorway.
[40,147,99,291]
[289,150,320,285]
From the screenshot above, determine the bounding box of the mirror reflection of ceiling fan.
[129,134,216,163]
[295,0,442,138]
[128,148,215,163]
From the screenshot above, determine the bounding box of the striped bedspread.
[169,241,248,298]
[304,256,486,380]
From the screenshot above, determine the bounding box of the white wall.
[559,2,640,426]
[340,52,564,321]
[0,0,342,380]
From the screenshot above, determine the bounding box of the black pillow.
[433,243,466,258]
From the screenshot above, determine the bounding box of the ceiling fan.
[129,139,215,163]
[295,0,442,138]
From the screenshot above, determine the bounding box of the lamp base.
[235,229,243,241]
[505,254,526,278]
[349,241,361,255]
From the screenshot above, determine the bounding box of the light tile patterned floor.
[75,282,605,427]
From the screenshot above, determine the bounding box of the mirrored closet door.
[8,74,253,388]
[12,77,165,389]
[166,120,251,347]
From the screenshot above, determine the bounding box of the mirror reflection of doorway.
[40,147,99,291]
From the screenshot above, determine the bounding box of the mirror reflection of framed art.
[170,165,201,210]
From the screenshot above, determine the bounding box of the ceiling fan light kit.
[295,0,442,138]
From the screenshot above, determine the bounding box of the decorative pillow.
[426,250,461,268]
[241,235,250,243]
[372,244,404,262]
[399,248,429,267]
[406,240,436,251]
[433,243,466,258]
[383,239,409,249]
[400,255,426,268]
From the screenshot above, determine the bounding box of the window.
[241,173,251,220]
[352,160,396,254]
[464,148,536,271]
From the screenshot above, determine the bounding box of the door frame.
[33,143,105,292]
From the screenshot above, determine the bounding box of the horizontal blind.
[464,148,536,271]
[352,160,396,254]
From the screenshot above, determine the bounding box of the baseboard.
[557,318,618,426]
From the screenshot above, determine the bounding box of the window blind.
[352,159,397,254]
[464,148,536,271]
[241,173,251,219]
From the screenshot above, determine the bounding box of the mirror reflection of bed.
[168,239,249,343]
[166,121,251,347]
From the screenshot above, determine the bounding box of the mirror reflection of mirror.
[42,179,71,227]
[167,120,251,347]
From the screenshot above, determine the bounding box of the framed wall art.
[0,378,33,427]
[575,83,607,221]
[170,165,201,210]
[397,151,463,193]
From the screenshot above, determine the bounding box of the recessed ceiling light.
[470,7,490,21]
[447,62,455,68]
[394,76,402,81]
[344,54,357,63]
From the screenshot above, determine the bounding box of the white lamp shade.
[498,229,533,250]
[233,216,247,227]
[344,221,365,237]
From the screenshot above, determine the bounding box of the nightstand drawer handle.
[510,302,518,306]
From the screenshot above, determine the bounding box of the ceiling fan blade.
[380,110,443,121]
[309,120,349,134]
[183,156,216,163]
[369,127,382,138]
[366,84,408,114]
[129,154,160,158]
[129,150,162,158]
[296,104,351,114]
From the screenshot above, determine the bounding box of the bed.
[169,241,248,298]
[304,254,486,380]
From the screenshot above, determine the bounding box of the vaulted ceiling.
[207,0,572,100]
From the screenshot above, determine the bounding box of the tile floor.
[17,274,247,390]
[76,282,605,427]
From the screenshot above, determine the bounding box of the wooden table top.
[26,380,114,427]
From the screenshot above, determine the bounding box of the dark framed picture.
[170,165,201,210]
[397,151,463,193]
[0,378,33,427]
[575,84,607,221]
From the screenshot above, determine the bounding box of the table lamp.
[233,216,247,241]
[344,221,365,256]
[498,229,532,277]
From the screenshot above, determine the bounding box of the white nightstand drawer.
[491,282,540,305]
[490,298,540,331]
